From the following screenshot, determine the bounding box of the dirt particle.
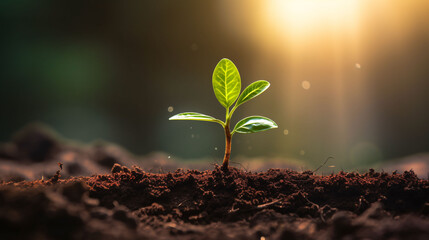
[111,163,122,174]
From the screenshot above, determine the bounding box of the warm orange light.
[220,0,429,167]
[266,0,360,39]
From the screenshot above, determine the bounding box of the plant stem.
[221,123,232,171]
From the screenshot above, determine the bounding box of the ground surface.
[1,124,428,181]
[1,164,428,240]
[0,125,428,239]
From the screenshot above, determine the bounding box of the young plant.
[169,58,278,170]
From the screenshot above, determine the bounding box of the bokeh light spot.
[301,81,311,90]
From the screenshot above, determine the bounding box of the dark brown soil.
[0,125,428,239]
[1,164,428,240]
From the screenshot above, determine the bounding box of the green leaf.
[232,116,278,134]
[169,112,224,126]
[235,80,270,107]
[212,58,241,109]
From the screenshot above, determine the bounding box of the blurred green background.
[1,0,428,169]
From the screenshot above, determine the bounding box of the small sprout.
[169,58,278,170]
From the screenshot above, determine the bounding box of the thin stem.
[221,122,232,171]
[221,104,237,171]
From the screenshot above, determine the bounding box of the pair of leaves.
[170,113,277,134]
[169,58,277,134]
[212,59,270,109]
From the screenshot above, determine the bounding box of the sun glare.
[266,0,360,37]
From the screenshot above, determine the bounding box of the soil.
[0,164,427,239]
[0,125,428,239]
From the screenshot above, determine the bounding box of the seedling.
[169,58,278,170]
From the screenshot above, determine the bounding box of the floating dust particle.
[355,63,361,69]
[167,106,174,112]
[301,81,311,90]
[328,165,335,168]
[214,147,218,150]
[168,156,171,159]
[190,126,193,130]
[300,150,305,155]
[283,129,289,135]
[191,134,195,138]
